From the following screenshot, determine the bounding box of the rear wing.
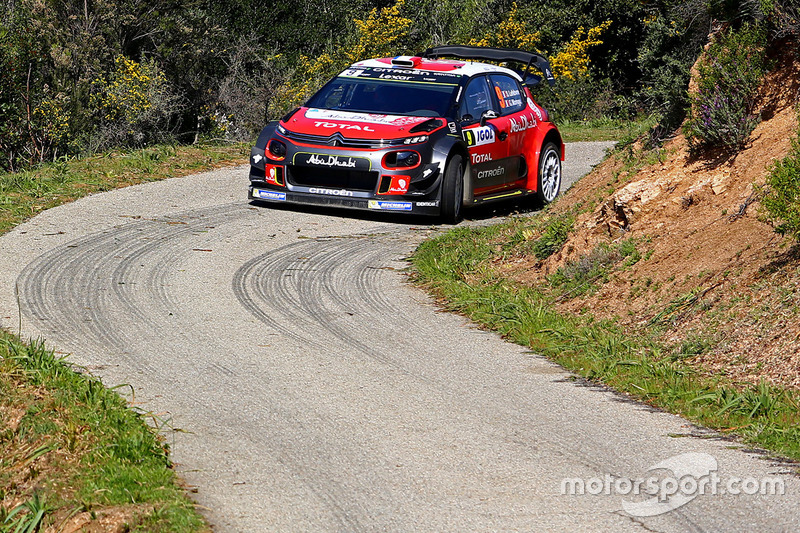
[419,45,555,87]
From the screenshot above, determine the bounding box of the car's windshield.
[306,69,460,118]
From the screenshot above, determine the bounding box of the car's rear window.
[306,68,460,118]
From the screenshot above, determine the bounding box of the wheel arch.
[433,136,472,206]
[526,125,564,192]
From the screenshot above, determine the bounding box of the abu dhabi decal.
[509,113,538,133]
[295,152,370,171]
[305,108,427,127]
[387,177,410,194]
[368,200,413,211]
[253,189,286,201]
[529,100,545,121]
[463,125,496,147]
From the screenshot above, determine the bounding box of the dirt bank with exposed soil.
[505,45,800,388]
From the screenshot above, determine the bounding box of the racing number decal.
[463,125,496,148]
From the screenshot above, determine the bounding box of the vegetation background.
[1,0,793,173]
[3,1,800,530]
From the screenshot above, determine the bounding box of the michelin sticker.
[253,189,286,201]
[368,200,413,211]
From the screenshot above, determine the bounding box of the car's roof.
[350,56,524,82]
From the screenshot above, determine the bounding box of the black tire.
[440,154,464,224]
[536,142,562,205]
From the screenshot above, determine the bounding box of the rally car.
[248,45,563,223]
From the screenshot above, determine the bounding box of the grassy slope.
[411,214,800,461]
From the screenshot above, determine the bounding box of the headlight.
[268,139,287,160]
[383,151,421,169]
[403,135,428,145]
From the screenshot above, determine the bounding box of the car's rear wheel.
[440,154,464,224]
[536,142,561,205]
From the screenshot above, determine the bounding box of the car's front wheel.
[536,142,561,205]
[440,154,464,224]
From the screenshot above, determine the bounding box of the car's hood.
[284,108,434,139]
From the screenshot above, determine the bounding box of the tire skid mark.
[18,204,372,531]
[232,233,441,384]
[232,241,332,351]
[18,204,241,372]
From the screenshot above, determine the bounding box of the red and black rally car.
[248,45,563,223]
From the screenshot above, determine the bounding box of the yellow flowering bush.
[32,97,70,152]
[270,0,412,115]
[91,55,181,148]
[93,56,161,122]
[348,0,413,63]
[550,21,611,80]
[468,3,540,50]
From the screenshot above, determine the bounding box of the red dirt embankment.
[508,45,800,388]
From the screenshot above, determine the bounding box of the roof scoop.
[391,56,422,68]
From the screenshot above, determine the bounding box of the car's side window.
[458,76,493,123]
[489,74,525,116]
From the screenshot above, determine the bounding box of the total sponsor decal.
[509,112,538,133]
[308,188,354,197]
[314,121,375,132]
[472,153,492,164]
[368,200,413,211]
[305,108,423,127]
[253,189,286,201]
[463,125,496,147]
[477,166,505,180]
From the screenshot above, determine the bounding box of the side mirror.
[480,109,498,126]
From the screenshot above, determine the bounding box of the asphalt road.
[1,142,798,532]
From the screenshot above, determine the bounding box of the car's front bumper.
[248,181,442,216]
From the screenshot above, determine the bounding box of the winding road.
[1,142,798,532]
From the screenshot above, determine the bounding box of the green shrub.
[532,214,574,260]
[684,24,768,153]
[761,136,800,241]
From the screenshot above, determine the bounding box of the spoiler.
[419,45,555,87]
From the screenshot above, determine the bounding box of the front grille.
[282,130,403,149]
[288,166,379,191]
